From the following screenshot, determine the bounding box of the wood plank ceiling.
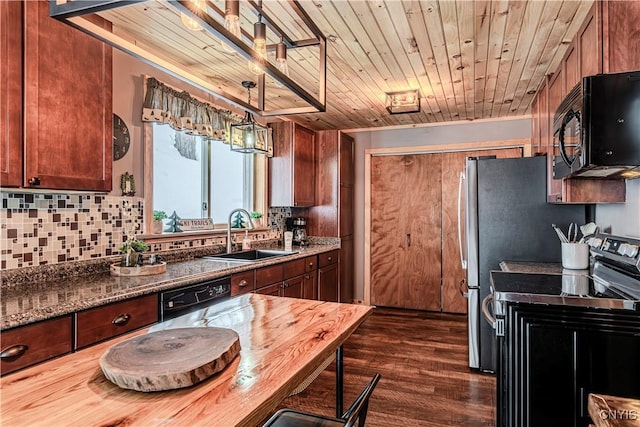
[95,0,595,131]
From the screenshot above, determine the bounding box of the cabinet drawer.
[255,264,284,289]
[319,250,338,268]
[75,294,158,349]
[305,255,318,273]
[254,282,281,296]
[284,258,306,279]
[231,270,255,296]
[1,315,72,376]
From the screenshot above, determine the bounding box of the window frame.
[143,122,268,235]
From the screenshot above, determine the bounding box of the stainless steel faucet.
[227,208,255,253]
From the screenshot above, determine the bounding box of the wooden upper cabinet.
[602,0,640,73]
[563,40,579,93]
[339,133,354,187]
[0,0,23,187]
[269,121,315,207]
[23,0,112,191]
[578,3,602,78]
[537,80,549,156]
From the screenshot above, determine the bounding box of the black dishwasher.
[159,276,231,321]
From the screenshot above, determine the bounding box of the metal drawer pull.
[309,262,314,267]
[112,313,131,326]
[238,279,248,288]
[0,344,29,359]
[327,257,332,262]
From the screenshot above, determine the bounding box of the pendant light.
[248,14,267,75]
[221,0,241,53]
[230,81,269,154]
[180,0,206,31]
[273,38,289,88]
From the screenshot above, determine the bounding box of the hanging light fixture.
[230,81,269,154]
[248,14,267,75]
[180,0,206,31]
[273,37,289,88]
[221,0,241,53]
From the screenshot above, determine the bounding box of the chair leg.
[357,401,370,427]
[336,345,343,417]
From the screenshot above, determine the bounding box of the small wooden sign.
[178,218,215,231]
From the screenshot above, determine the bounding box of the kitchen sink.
[203,249,297,263]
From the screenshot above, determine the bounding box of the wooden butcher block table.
[1,294,372,427]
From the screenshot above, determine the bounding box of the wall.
[595,179,640,238]
[349,117,532,302]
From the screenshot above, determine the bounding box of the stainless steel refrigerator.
[462,156,586,372]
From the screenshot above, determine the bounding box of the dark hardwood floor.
[277,307,496,426]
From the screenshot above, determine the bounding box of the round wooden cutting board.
[99,327,241,392]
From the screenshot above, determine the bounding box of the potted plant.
[153,210,167,234]
[250,211,264,227]
[118,238,150,267]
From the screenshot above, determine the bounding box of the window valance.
[142,77,242,142]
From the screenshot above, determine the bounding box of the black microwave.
[552,70,640,179]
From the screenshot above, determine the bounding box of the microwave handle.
[558,109,580,167]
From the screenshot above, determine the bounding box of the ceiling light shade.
[230,81,269,154]
[221,0,241,53]
[385,90,421,114]
[273,39,289,88]
[180,0,206,31]
[248,18,267,75]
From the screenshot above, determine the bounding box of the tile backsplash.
[1,193,144,270]
[0,194,302,271]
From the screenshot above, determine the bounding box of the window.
[151,123,266,226]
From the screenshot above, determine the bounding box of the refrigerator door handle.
[457,171,467,270]
[482,293,496,329]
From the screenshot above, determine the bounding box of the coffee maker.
[286,217,309,246]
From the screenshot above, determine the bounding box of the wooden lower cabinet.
[255,283,282,297]
[302,272,317,300]
[231,270,255,297]
[75,294,158,349]
[0,315,73,376]
[339,237,354,303]
[282,276,303,298]
[318,262,339,302]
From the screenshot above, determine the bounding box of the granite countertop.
[1,244,339,330]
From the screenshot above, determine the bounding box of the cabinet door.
[547,71,564,202]
[0,315,72,376]
[318,262,338,302]
[339,185,354,237]
[255,282,281,296]
[578,3,601,78]
[339,132,354,187]
[24,0,112,191]
[302,271,317,300]
[339,236,353,303]
[292,124,315,207]
[538,80,549,156]
[602,0,640,73]
[282,275,303,299]
[563,40,579,92]
[530,95,540,154]
[270,122,315,207]
[0,0,22,187]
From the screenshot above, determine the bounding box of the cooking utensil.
[568,223,578,243]
[552,224,569,243]
[579,222,598,243]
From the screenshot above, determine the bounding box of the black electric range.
[491,233,640,312]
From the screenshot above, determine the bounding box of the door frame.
[364,139,531,306]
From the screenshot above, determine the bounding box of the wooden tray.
[99,327,241,392]
[110,261,167,276]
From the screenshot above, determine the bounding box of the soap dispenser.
[242,230,251,250]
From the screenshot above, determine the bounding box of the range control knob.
[618,243,629,255]
[624,244,639,258]
[589,238,603,248]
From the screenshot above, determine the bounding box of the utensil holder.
[561,242,589,269]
